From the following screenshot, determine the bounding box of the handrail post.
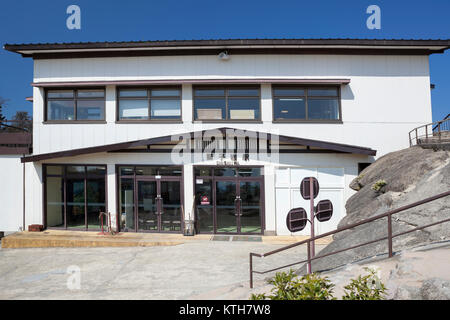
[307,241,311,274]
[415,128,418,145]
[387,214,393,258]
[249,253,253,289]
[438,122,441,143]
[425,125,428,143]
[409,131,412,147]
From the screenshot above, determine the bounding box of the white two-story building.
[2,38,449,236]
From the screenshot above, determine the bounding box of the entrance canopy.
[21,127,376,163]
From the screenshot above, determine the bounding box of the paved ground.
[0,240,324,300]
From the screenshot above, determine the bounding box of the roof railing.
[249,190,450,288]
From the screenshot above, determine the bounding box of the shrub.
[371,179,387,192]
[342,267,387,300]
[250,270,335,300]
[250,268,387,300]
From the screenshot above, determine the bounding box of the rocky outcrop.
[305,146,450,273]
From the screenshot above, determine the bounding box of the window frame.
[193,85,261,122]
[116,86,182,123]
[272,85,342,123]
[44,88,106,123]
[43,164,108,230]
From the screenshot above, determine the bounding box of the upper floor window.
[118,87,181,121]
[46,89,105,121]
[273,86,341,122]
[194,86,260,121]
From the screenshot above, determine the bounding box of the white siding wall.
[32,54,432,157]
[0,156,23,231]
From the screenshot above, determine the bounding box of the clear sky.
[0,0,449,121]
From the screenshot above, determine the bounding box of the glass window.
[44,165,106,230]
[195,167,212,176]
[120,167,135,176]
[135,167,158,176]
[308,88,338,97]
[77,90,105,98]
[194,87,260,121]
[77,100,105,120]
[47,100,75,120]
[308,99,339,120]
[119,179,135,231]
[47,90,74,99]
[46,89,105,121]
[46,165,64,175]
[151,99,181,119]
[158,167,182,176]
[273,98,306,120]
[119,99,149,119]
[151,89,180,97]
[119,89,147,97]
[214,168,236,177]
[118,88,181,121]
[273,86,340,121]
[238,167,262,177]
[273,88,305,96]
[228,98,260,120]
[194,89,225,96]
[46,176,64,228]
[195,98,226,120]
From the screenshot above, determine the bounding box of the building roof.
[5,38,450,59]
[20,127,376,163]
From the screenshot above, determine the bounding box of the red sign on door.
[200,196,210,205]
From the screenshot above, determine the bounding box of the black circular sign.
[286,207,308,232]
[300,177,319,200]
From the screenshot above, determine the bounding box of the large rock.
[303,146,450,273]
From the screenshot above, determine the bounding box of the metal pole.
[387,214,393,257]
[309,177,315,260]
[249,253,253,289]
[307,241,311,274]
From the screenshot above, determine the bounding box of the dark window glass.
[67,166,85,175]
[46,89,105,121]
[308,88,338,97]
[66,176,85,229]
[228,89,259,96]
[195,180,214,233]
[308,99,339,120]
[120,167,135,176]
[274,98,306,120]
[86,178,106,229]
[214,168,236,177]
[194,89,225,96]
[158,166,182,176]
[119,89,147,97]
[273,89,305,96]
[135,167,158,176]
[195,168,212,176]
[87,166,106,175]
[238,167,262,177]
[151,89,180,97]
[273,86,340,121]
[119,178,135,231]
[228,98,259,120]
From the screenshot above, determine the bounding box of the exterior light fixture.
[218,51,230,61]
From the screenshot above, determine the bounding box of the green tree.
[12,111,32,131]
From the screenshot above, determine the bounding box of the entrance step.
[211,235,262,242]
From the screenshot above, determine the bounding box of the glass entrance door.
[215,181,238,233]
[136,179,182,232]
[137,180,158,231]
[239,181,262,234]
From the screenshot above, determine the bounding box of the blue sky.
[0,0,449,120]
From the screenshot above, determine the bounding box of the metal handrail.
[249,190,450,288]
[409,116,450,147]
